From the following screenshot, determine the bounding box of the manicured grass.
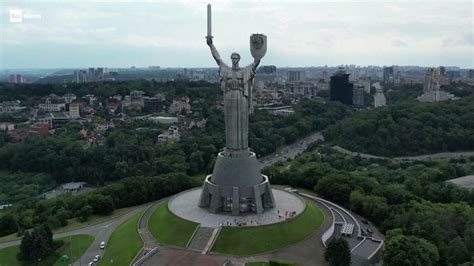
[246,261,294,266]
[191,173,207,183]
[0,206,135,243]
[212,201,324,256]
[53,234,95,266]
[0,234,94,266]
[246,262,269,266]
[148,202,198,247]
[0,245,19,266]
[98,210,144,266]
[272,184,318,197]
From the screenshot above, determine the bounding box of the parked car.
[100,241,106,249]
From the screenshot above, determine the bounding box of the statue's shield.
[250,34,267,60]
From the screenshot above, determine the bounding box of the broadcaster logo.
[9,9,23,23]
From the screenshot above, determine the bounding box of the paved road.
[0,205,146,266]
[76,206,146,266]
[258,132,324,170]
[333,145,474,161]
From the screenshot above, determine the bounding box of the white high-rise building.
[373,82,386,108]
[69,102,80,119]
[287,69,306,83]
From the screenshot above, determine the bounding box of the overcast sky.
[1,0,473,69]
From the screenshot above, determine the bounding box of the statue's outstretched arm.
[246,59,261,75]
[206,37,223,66]
[210,44,223,66]
[253,58,261,70]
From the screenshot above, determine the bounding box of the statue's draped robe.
[219,63,256,151]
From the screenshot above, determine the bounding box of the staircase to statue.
[186,226,218,253]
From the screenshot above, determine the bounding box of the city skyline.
[1,0,473,69]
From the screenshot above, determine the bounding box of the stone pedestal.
[198,150,275,215]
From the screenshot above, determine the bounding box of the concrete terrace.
[300,193,384,266]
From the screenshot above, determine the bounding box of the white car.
[93,255,101,262]
[100,241,106,249]
[88,262,94,266]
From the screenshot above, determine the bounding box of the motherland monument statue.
[198,4,275,215]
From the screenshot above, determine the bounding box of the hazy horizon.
[1,0,473,69]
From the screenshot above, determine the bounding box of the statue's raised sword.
[207,4,212,39]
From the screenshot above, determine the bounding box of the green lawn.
[148,202,198,247]
[246,261,294,266]
[98,210,144,266]
[212,201,324,256]
[0,206,135,243]
[0,234,94,266]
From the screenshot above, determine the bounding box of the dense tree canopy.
[324,96,474,156]
[384,229,439,266]
[385,83,423,105]
[264,145,474,265]
[0,172,198,237]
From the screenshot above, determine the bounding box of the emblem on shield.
[250,34,267,60]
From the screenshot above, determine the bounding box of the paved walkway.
[138,202,161,251]
[187,227,214,252]
[169,188,305,228]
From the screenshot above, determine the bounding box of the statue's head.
[231,53,240,68]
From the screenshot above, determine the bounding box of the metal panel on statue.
[210,151,263,187]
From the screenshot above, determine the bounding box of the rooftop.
[62,182,87,190]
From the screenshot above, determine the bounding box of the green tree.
[87,194,115,215]
[17,231,33,261]
[384,229,439,266]
[446,237,471,265]
[17,224,54,262]
[0,213,17,236]
[188,151,205,175]
[55,207,70,227]
[77,205,93,222]
[324,238,351,266]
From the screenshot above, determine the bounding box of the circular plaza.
[168,188,306,228]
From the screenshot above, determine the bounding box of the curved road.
[0,205,147,266]
[75,205,146,266]
[333,145,474,161]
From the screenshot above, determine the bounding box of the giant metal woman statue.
[206,36,260,152]
[199,4,274,215]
